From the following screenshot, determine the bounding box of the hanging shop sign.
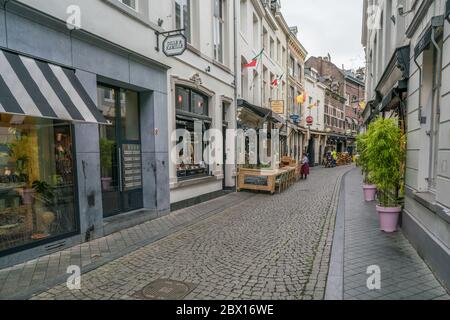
[271,100,285,114]
[163,34,187,57]
[155,29,187,57]
[306,116,314,126]
[290,115,300,123]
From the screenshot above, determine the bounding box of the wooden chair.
[275,172,287,193]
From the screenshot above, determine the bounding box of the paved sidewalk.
[0,192,255,300]
[326,168,449,300]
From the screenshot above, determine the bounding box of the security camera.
[398,5,404,16]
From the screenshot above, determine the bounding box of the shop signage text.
[163,34,187,57]
[271,100,285,114]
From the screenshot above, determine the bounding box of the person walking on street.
[332,149,338,168]
[301,153,310,180]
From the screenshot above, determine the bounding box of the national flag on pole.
[243,49,264,69]
[271,73,284,88]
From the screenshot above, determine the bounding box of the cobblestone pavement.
[341,169,449,300]
[30,166,352,300]
[0,192,254,299]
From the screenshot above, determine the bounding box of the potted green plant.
[8,136,38,205]
[100,138,115,191]
[356,132,377,201]
[366,117,404,233]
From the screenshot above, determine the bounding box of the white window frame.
[118,0,138,11]
[175,0,191,43]
[213,0,226,64]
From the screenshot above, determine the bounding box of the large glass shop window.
[175,86,210,180]
[0,114,77,254]
[176,119,210,180]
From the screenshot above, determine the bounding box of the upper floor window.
[213,0,225,63]
[175,0,191,43]
[119,0,137,11]
[269,37,274,59]
[289,56,295,77]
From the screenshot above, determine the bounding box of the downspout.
[431,27,441,115]
[3,0,11,47]
[413,55,424,123]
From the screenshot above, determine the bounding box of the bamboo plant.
[365,117,404,207]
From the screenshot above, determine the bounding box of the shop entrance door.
[98,85,143,218]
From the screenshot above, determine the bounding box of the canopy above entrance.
[0,49,107,124]
[237,99,285,126]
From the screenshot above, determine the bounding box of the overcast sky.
[282,0,366,70]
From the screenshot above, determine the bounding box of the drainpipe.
[3,0,11,47]
[413,55,424,124]
[431,27,442,115]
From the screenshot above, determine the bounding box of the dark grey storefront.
[0,2,170,267]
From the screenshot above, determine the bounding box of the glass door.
[98,86,143,217]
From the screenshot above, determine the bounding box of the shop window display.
[0,114,77,254]
[175,86,211,180]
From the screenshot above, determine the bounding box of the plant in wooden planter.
[366,117,404,232]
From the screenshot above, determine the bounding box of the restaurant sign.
[163,34,187,57]
[271,100,285,114]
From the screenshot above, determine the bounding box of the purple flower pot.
[376,206,402,233]
[363,184,377,202]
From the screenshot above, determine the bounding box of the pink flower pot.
[363,184,377,202]
[376,206,402,233]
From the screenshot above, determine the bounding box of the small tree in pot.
[366,117,404,232]
[356,131,377,201]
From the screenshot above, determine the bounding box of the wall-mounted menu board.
[122,144,142,191]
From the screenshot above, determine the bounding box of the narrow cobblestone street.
[30,166,350,300]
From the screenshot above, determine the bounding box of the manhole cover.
[135,280,196,300]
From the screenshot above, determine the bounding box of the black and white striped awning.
[0,49,107,124]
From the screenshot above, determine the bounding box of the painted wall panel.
[6,11,72,66]
[437,150,450,179]
[405,167,419,190]
[439,121,450,149]
[437,176,450,208]
[407,150,420,170]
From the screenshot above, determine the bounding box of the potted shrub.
[366,117,404,233]
[8,136,38,205]
[100,138,115,191]
[356,132,377,201]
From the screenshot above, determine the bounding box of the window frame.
[118,0,138,11]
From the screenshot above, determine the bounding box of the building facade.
[237,0,306,169]
[362,0,450,291]
[287,26,308,163]
[166,0,237,209]
[306,56,349,153]
[343,69,366,155]
[0,0,171,266]
[304,68,327,166]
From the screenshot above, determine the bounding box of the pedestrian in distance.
[301,153,310,180]
[332,149,338,168]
